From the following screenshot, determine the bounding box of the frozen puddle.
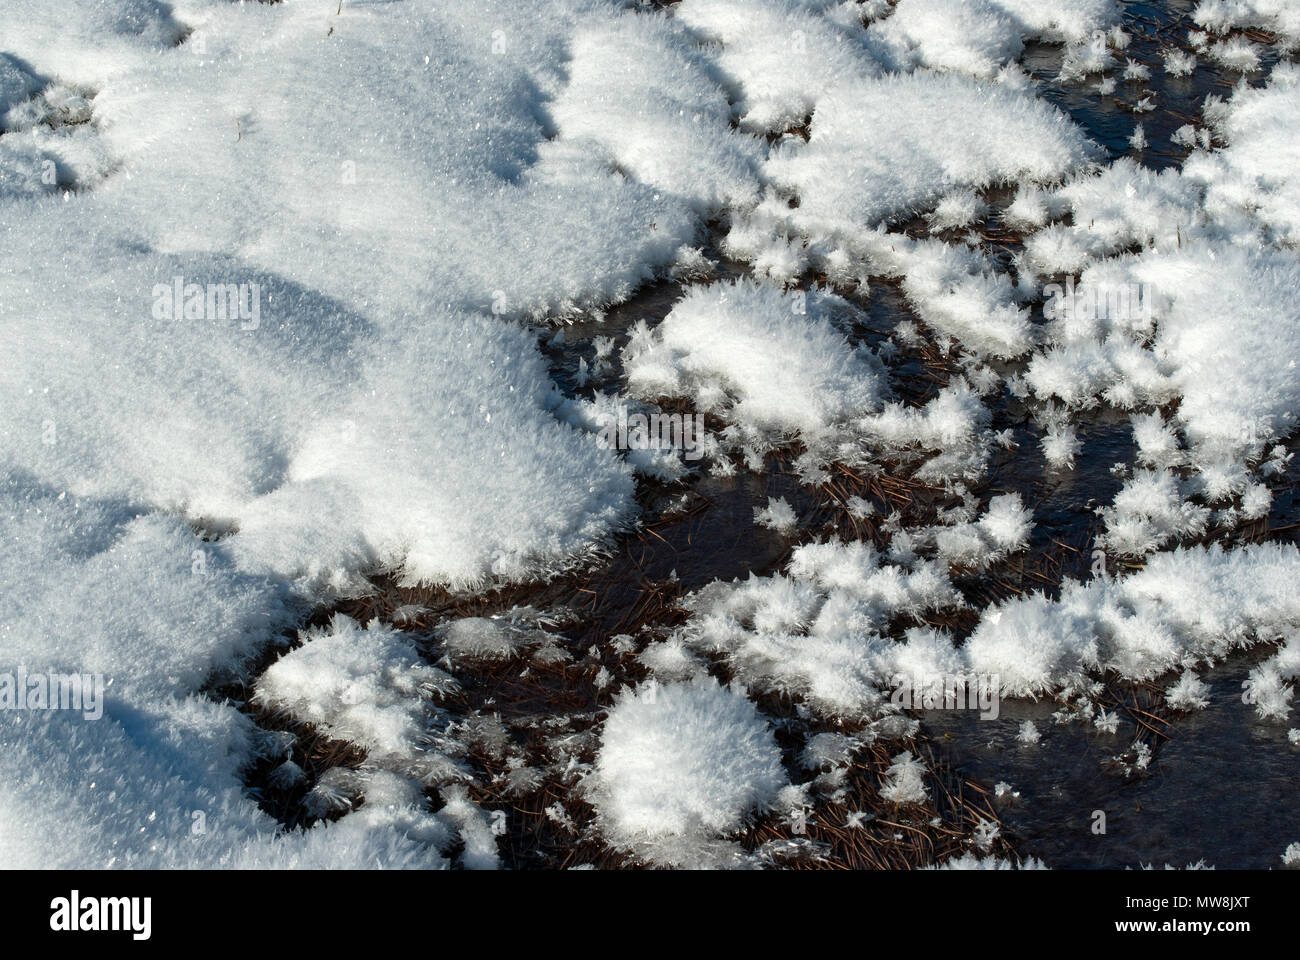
[2,0,1299,869]
[925,647,1300,869]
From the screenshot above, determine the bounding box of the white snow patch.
[255,615,456,766]
[766,72,1098,237]
[966,542,1300,697]
[623,279,884,440]
[589,678,788,863]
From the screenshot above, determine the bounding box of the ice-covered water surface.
[2,0,1298,869]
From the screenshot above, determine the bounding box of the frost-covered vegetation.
[3,0,1298,870]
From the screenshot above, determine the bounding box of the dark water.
[923,649,1300,869]
[1028,0,1289,170]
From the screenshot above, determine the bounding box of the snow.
[766,71,1099,238]
[1016,87,1300,516]
[676,0,1117,129]
[0,54,41,116]
[1,81,114,197]
[1041,416,1083,469]
[1101,469,1211,556]
[438,784,502,870]
[930,852,1048,869]
[1,0,713,593]
[0,0,186,86]
[660,532,1021,718]
[1194,0,1300,45]
[3,0,1298,871]
[0,0,724,868]
[879,750,930,804]
[1207,37,1263,72]
[977,493,1036,553]
[1023,158,1205,274]
[1060,32,1117,81]
[589,678,788,863]
[1165,49,1198,76]
[876,0,1025,80]
[0,223,639,591]
[755,496,800,534]
[637,639,707,683]
[1189,62,1300,244]
[0,484,455,868]
[928,189,989,230]
[673,0,886,134]
[988,0,1120,43]
[623,278,885,442]
[1246,636,1300,720]
[1096,245,1299,472]
[1166,670,1211,711]
[888,237,1037,358]
[965,542,1300,697]
[438,617,525,664]
[857,379,994,482]
[0,484,294,704]
[549,10,764,214]
[254,615,457,766]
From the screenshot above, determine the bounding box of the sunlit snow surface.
[2,0,1299,868]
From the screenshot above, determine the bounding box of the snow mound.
[966,542,1300,697]
[988,0,1119,44]
[894,237,1036,358]
[1188,62,1300,244]
[623,279,884,440]
[674,0,886,133]
[766,71,1098,238]
[877,0,1025,79]
[1023,158,1204,274]
[551,10,763,213]
[0,227,637,591]
[1194,0,1300,46]
[1109,247,1296,457]
[0,483,449,868]
[0,0,186,85]
[255,615,456,764]
[590,678,788,861]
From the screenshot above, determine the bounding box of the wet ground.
[532,0,1300,868]
[935,0,1300,869]
[926,646,1300,869]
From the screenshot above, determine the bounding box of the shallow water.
[933,2,1300,869]
[923,647,1299,869]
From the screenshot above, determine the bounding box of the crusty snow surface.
[2,0,1299,869]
